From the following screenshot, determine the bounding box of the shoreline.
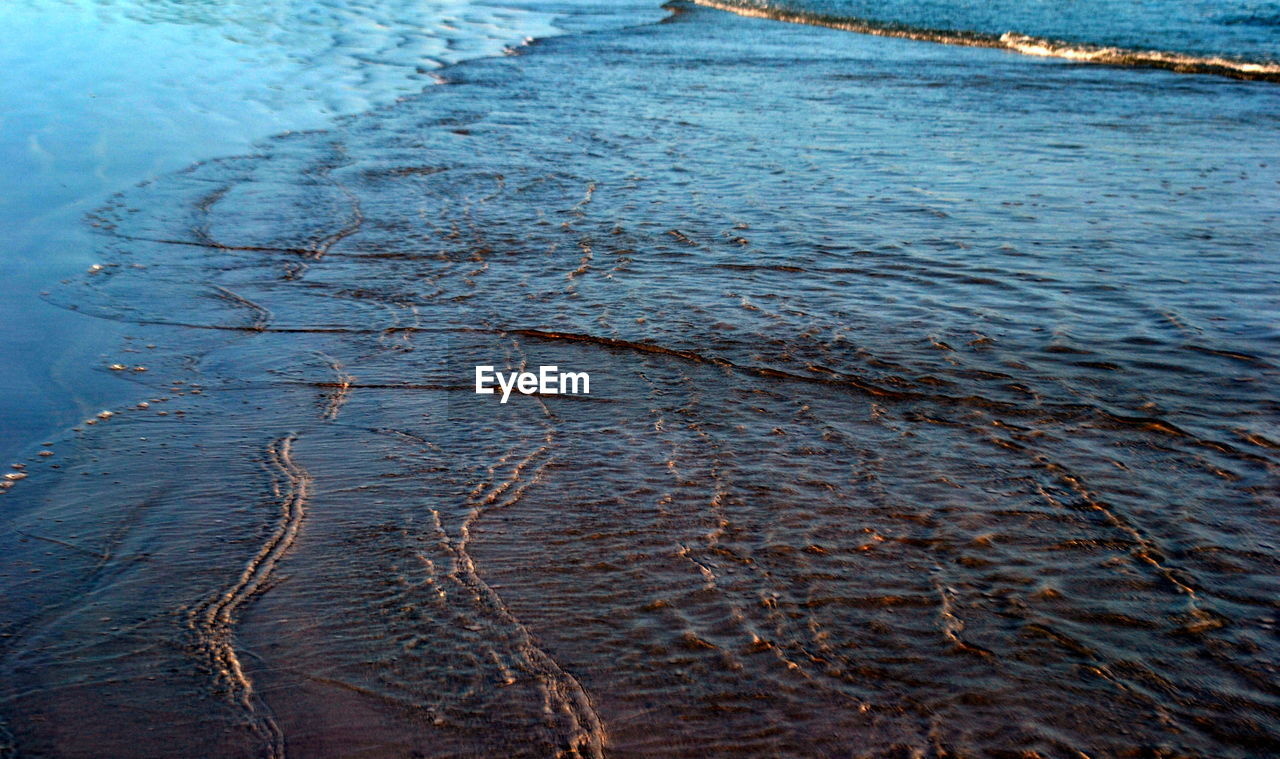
[2,1,1278,756]
[691,0,1280,82]
[0,0,664,464]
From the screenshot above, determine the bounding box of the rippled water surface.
[2,2,1279,758]
[0,0,639,459]
[706,0,1280,60]
[697,0,1280,79]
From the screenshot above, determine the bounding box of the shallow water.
[697,0,1280,80]
[705,0,1280,61]
[0,0,638,461]
[2,2,1279,757]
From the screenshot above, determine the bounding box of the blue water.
[0,0,653,461]
[700,0,1280,73]
[716,0,1280,58]
[1,1,1277,757]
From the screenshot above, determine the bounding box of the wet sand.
[2,2,1279,757]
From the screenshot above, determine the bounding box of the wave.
[691,0,1280,82]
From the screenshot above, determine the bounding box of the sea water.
[1,1,1277,757]
[0,0,587,460]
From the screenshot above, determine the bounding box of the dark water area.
[695,0,1280,81]
[701,0,1280,63]
[2,2,1279,757]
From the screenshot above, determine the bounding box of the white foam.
[693,0,1280,81]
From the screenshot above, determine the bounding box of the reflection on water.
[2,2,1279,757]
[0,0,574,228]
[0,0,585,460]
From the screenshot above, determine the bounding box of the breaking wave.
[692,0,1280,81]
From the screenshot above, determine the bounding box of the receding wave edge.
[690,0,1280,82]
